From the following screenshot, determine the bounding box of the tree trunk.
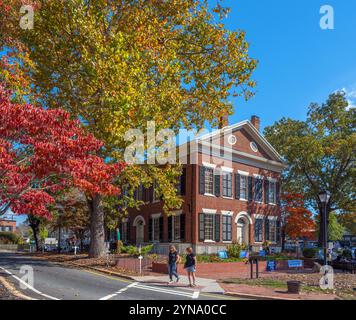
[28,215,40,251]
[88,193,105,258]
[281,226,286,252]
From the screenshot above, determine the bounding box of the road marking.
[0,266,60,300]
[99,282,139,300]
[132,283,196,298]
[192,291,200,299]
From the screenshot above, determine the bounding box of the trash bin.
[287,281,301,294]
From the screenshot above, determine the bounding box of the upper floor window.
[204,168,214,195]
[222,172,233,198]
[240,175,248,200]
[222,215,232,242]
[268,181,277,204]
[254,218,263,242]
[254,177,263,202]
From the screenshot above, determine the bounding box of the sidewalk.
[132,275,225,294]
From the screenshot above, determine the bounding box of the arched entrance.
[235,212,252,245]
[133,216,145,244]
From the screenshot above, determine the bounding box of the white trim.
[267,177,277,182]
[222,196,234,200]
[170,210,183,216]
[235,211,253,224]
[204,193,216,198]
[253,174,264,179]
[151,213,162,219]
[202,162,217,169]
[202,208,217,214]
[237,170,249,176]
[204,240,216,243]
[221,210,234,216]
[133,215,146,227]
[222,241,233,244]
[253,214,264,219]
[221,166,234,173]
[267,216,279,221]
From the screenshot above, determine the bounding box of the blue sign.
[266,260,276,271]
[288,260,303,268]
[240,250,247,259]
[218,251,228,259]
[259,250,266,257]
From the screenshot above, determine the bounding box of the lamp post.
[318,190,331,266]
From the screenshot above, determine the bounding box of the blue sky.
[4,0,356,224]
[219,0,356,130]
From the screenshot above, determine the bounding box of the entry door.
[136,222,144,244]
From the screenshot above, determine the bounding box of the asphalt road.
[0,252,238,301]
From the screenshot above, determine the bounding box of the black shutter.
[276,182,280,205]
[235,174,240,199]
[265,219,270,241]
[126,221,130,243]
[149,186,154,202]
[180,214,185,241]
[159,217,164,242]
[148,218,153,242]
[168,216,173,242]
[214,173,221,197]
[276,220,281,243]
[264,179,269,204]
[248,176,253,201]
[180,168,186,196]
[214,215,221,242]
[199,166,205,195]
[199,213,205,242]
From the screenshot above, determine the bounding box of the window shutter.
[134,189,138,201]
[214,173,221,197]
[214,214,221,242]
[265,219,270,241]
[148,218,153,242]
[126,221,130,243]
[199,166,205,195]
[149,186,154,202]
[168,216,173,242]
[248,176,253,201]
[199,213,205,242]
[276,220,281,243]
[276,182,280,205]
[264,180,269,204]
[180,214,185,241]
[235,174,240,199]
[159,217,164,242]
[180,168,186,196]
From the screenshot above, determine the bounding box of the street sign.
[288,260,303,268]
[266,260,276,271]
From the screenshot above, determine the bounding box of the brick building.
[0,218,17,232]
[120,116,286,254]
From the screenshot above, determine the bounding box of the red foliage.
[0,84,125,218]
[281,193,316,240]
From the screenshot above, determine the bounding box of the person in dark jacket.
[168,245,180,284]
[184,247,197,287]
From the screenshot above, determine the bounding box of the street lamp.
[318,190,331,266]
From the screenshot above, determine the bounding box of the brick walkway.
[220,283,338,300]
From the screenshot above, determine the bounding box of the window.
[254,218,263,242]
[176,168,186,196]
[152,217,160,242]
[222,215,232,241]
[204,168,214,195]
[173,215,181,241]
[136,184,144,201]
[268,181,276,204]
[269,220,277,242]
[240,175,248,200]
[204,214,215,241]
[121,222,128,242]
[254,178,263,202]
[222,172,233,198]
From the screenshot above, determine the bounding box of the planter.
[287,281,301,294]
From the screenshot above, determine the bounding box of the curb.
[224,291,299,301]
[0,275,35,300]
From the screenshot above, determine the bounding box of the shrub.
[227,242,248,259]
[342,249,352,259]
[303,247,319,259]
[120,244,153,256]
[0,232,20,244]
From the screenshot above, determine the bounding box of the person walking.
[168,245,180,284]
[184,247,197,287]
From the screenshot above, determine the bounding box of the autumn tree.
[0,84,125,250]
[2,0,257,257]
[338,213,356,235]
[280,193,316,250]
[264,93,356,245]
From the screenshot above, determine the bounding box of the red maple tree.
[281,193,316,242]
[0,84,125,218]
